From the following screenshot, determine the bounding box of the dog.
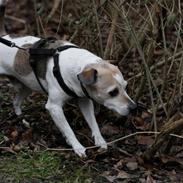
[0,0,136,157]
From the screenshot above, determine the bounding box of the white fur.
[0,34,135,157]
[0,0,7,4]
[114,73,127,87]
[0,35,107,157]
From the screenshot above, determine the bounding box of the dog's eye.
[108,88,119,97]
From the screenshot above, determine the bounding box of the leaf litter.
[0,0,183,182]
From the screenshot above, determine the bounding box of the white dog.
[0,0,136,157]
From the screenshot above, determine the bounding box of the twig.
[33,0,41,37]
[121,8,167,135]
[38,16,47,38]
[56,0,64,34]
[47,0,62,22]
[128,51,183,81]
[92,0,104,57]
[167,0,182,75]
[167,0,182,117]
[104,3,118,59]
[6,15,26,24]
[45,131,183,152]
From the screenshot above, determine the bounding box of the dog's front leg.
[46,98,86,157]
[78,98,107,149]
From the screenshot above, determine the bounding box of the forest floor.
[1,79,182,182]
[0,0,183,182]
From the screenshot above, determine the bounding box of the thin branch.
[44,131,183,152]
[47,0,62,22]
[104,3,118,59]
[128,51,183,81]
[92,0,104,57]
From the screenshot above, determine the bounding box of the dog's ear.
[77,68,98,85]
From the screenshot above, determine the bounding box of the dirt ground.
[0,0,183,182]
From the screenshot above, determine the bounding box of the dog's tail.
[0,0,7,36]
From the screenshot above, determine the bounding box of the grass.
[0,151,92,183]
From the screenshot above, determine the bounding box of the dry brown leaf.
[102,171,116,182]
[146,174,156,183]
[12,144,22,152]
[126,162,138,171]
[10,129,18,141]
[101,123,120,136]
[21,128,33,142]
[137,136,154,146]
[117,170,131,179]
[132,117,149,130]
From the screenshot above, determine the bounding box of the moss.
[0,151,60,182]
[0,151,93,183]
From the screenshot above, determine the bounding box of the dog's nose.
[128,101,137,113]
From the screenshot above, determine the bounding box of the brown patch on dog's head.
[78,62,122,96]
[78,62,136,115]
[77,68,97,85]
[14,44,32,76]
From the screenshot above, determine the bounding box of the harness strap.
[29,48,56,56]
[77,75,93,100]
[0,37,26,50]
[0,36,93,99]
[29,57,48,94]
[29,44,80,98]
[53,53,78,98]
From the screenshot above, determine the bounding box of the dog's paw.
[13,102,22,116]
[73,145,86,158]
[94,135,108,149]
[14,108,22,116]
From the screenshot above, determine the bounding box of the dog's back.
[0,35,40,76]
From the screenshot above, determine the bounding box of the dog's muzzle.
[128,101,137,114]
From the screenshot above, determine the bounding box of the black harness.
[0,37,91,99]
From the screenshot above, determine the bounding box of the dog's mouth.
[104,103,130,116]
[116,107,130,116]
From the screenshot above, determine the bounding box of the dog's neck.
[58,48,102,97]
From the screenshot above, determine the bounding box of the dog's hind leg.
[78,98,107,149]
[9,77,31,115]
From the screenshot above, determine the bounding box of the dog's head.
[78,62,137,116]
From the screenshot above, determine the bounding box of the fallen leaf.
[114,159,125,169]
[12,144,22,152]
[126,162,138,170]
[10,129,19,141]
[146,174,156,183]
[132,117,149,130]
[160,155,183,169]
[101,123,120,136]
[137,136,154,146]
[117,170,130,179]
[102,171,116,182]
[21,128,32,142]
[104,175,116,182]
